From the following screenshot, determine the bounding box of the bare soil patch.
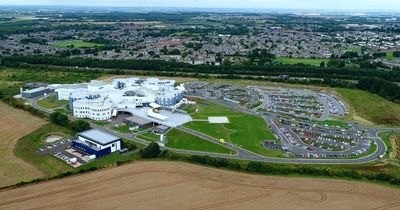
[0,102,45,187]
[0,161,399,210]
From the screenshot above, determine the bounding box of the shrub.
[140,142,160,158]
[69,120,91,132]
[49,112,69,126]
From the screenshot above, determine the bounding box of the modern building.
[53,78,186,121]
[21,87,54,99]
[72,129,122,158]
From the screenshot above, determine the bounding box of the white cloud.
[0,0,399,11]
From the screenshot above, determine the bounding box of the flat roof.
[78,129,121,145]
[125,116,152,125]
[23,87,49,94]
[124,107,192,128]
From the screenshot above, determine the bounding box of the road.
[30,96,400,164]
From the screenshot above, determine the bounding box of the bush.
[69,120,90,132]
[140,142,160,158]
[49,112,69,126]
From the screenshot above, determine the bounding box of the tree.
[140,142,161,158]
[0,91,3,99]
[69,120,91,132]
[327,59,345,68]
[320,61,325,67]
[49,112,69,126]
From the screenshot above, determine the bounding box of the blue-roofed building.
[72,129,122,158]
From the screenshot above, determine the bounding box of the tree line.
[3,55,400,82]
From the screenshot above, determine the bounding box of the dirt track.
[0,161,399,210]
[0,102,45,187]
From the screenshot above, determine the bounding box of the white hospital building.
[51,78,186,121]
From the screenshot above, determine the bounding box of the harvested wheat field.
[0,161,399,210]
[0,102,45,187]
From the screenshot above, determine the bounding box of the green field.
[137,132,160,142]
[336,88,400,126]
[112,125,133,134]
[0,67,101,88]
[50,40,104,48]
[166,129,233,154]
[183,99,284,157]
[37,95,68,109]
[275,57,328,66]
[316,119,350,128]
[15,123,73,177]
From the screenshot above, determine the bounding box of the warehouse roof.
[78,129,121,145]
[125,116,152,125]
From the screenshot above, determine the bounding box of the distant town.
[1,10,400,68]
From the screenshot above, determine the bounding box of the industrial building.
[124,116,153,128]
[21,87,54,99]
[72,129,122,158]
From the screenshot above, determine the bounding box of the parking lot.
[184,82,374,159]
[37,139,88,167]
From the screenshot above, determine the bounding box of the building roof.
[78,129,121,145]
[23,87,49,94]
[125,116,152,125]
[156,125,170,129]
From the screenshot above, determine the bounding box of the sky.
[0,0,400,11]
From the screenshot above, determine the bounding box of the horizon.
[0,0,400,12]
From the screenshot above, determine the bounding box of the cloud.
[1,0,400,11]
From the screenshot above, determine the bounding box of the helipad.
[208,116,229,124]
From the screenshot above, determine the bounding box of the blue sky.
[0,0,399,11]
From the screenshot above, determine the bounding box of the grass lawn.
[138,132,160,142]
[386,52,394,60]
[54,108,71,115]
[50,40,104,48]
[93,121,111,126]
[183,99,284,157]
[112,125,133,134]
[37,95,68,109]
[336,88,400,127]
[380,132,400,159]
[315,119,350,128]
[166,129,233,154]
[15,123,73,177]
[275,57,329,66]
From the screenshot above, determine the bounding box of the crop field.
[50,40,104,48]
[275,57,329,66]
[183,99,280,157]
[0,102,46,187]
[336,88,400,127]
[165,129,233,154]
[0,161,399,210]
